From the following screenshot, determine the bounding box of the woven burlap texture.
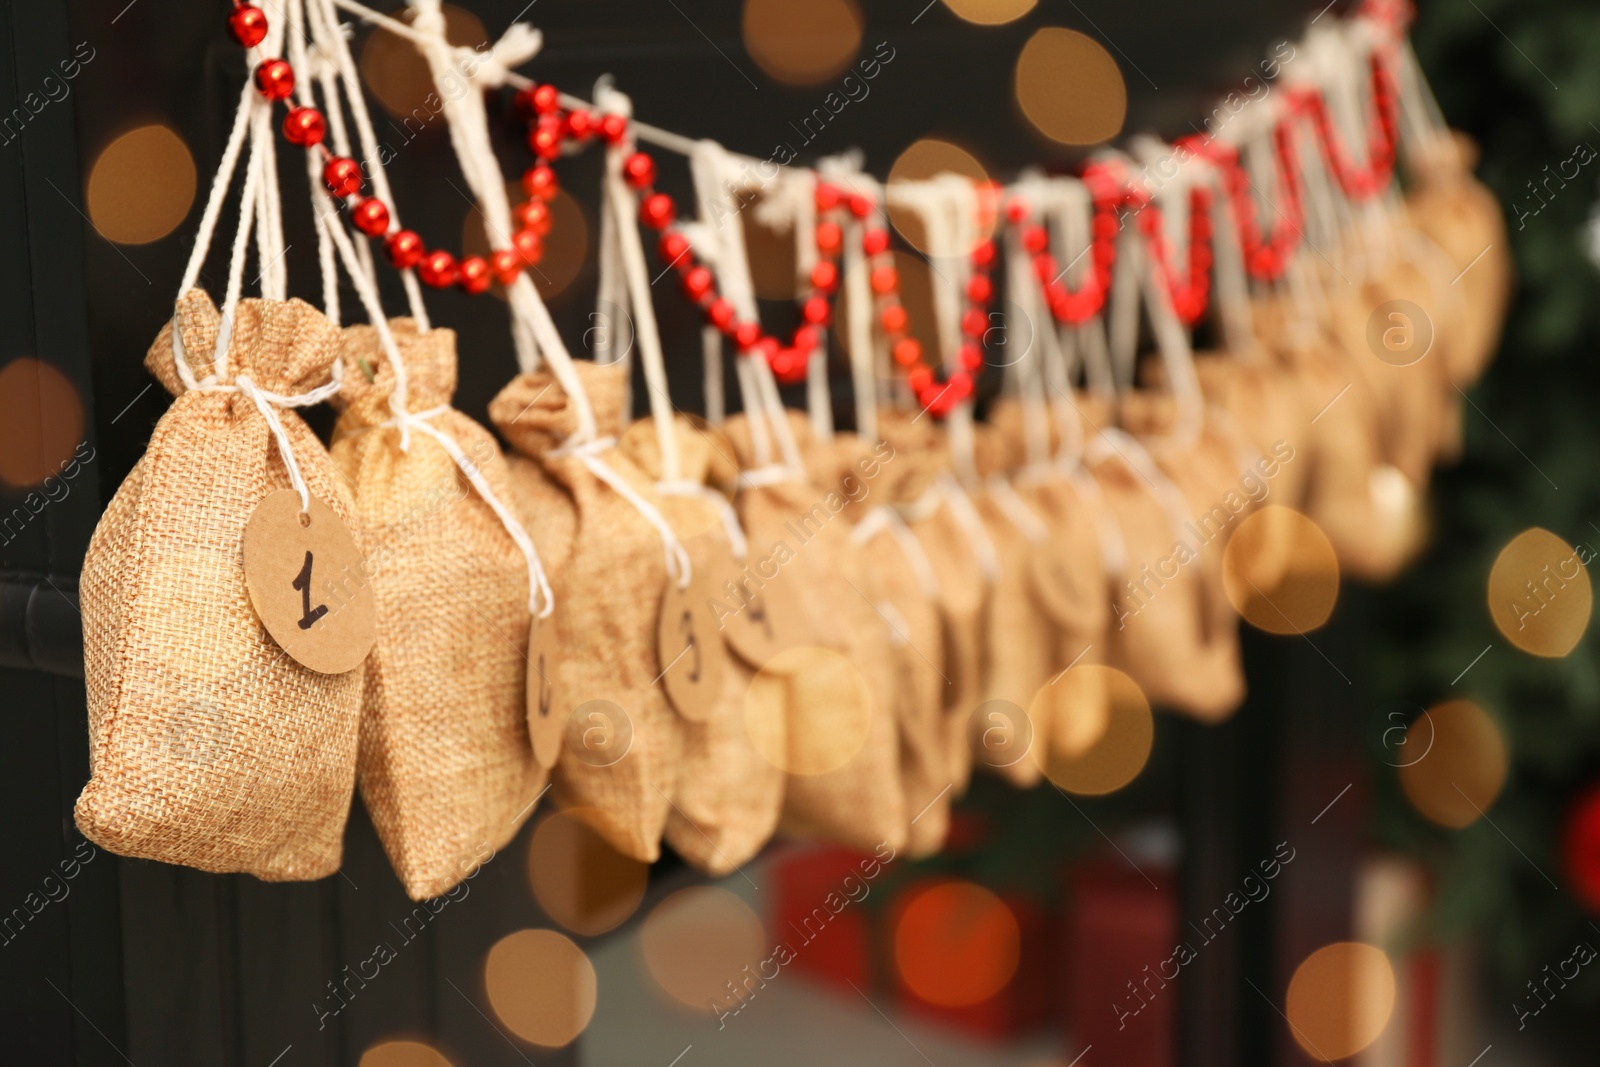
[330,320,547,901]
[730,413,908,854]
[488,361,680,862]
[76,290,361,880]
[618,414,784,875]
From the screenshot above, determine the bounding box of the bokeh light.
[886,138,992,255]
[358,1040,455,1067]
[1014,28,1127,145]
[0,358,84,489]
[747,646,871,774]
[1397,700,1507,829]
[894,881,1021,1007]
[1488,527,1591,657]
[527,808,649,936]
[742,0,863,86]
[1284,942,1397,1061]
[1222,506,1340,634]
[640,886,766,1009]
[360,4,487,120]
[86,125,196,244]
[1033,665,1151,795]
[462,185,588,301]
[483,929,596,1047]
[943,0,1037,25]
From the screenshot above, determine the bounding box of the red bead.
[658,231,691,265]
[385,230,424,269]
[946,371,973,401]
[961,308,987,338]
[282,107,326,147]
[515,199,552,235]
[880,304,908,334]
[1033,254,1057,282]
[1004,199,1029,224]
[532,84,560,115]
[529,120,562,161]
[417,250,457,289]
[770,348,806,383]
[512,228,544,265]
[564,110,593,141]
[924,386,955,418]
[861,229,890,257]
[351,197,390,237]
[869,266,898,295]
[970,239,996,269]
[322,156,362,198]
[733,322,762,351]
[253,59,295,101]
[815,184,842,212]
[892,337,922,367]
[1091,213,1119,240]
[848,194,872,219]
[802,296,831,326]
[810,261,838,293]
[751,337,780,365]
[228,5,269,48]
[458,255,492,294]
[707,298,736,332]
[1021,225,1049,255]
[959,342,984,372]
[639,193,675,230]
[522,164,558,201]
[966,275,992,304]
[682,266,715,302]
[907,366,933,394]
[489,249,522,285]
[622,152,657,190]
[792,325,817,353]
[598,113,629,145]
[815,221,842,255]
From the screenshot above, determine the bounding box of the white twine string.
[657,480,750,560]
[554,437,694,588]
[935,473,1000,583]
[985,476,1050,544]
[851,505,942,599]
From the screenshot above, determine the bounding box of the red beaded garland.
[253,59,295,101]
[622,152,657,190]
[228,5,269,48]
[458,255,492,294]
[322,156,363,199]
[351,197,390,237]
[417,250,457,289]
[386,230,425,269]
[282,106,326,147]
[639,192,675,230]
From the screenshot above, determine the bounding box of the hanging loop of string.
[555,437,695,588]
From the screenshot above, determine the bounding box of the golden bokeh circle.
[483,929,597,1047]
[462,185,588,302]
[1397,700,1507,829]
[1033,665,1151,795]
[886,139,992,255]
[527,808,649,936]
[640,886,766,1009]
[1284,942,1397,1061]
[0,358,84,489]
[747,646,872,774]
[1222,506,1340,634]
[360,4,487,121]
[943,0,1038,25]
[1487,527,1592,657]
[1014,27,1127,145]
[358,1040,455,1067]
[742,0,864,86]
[894,881,1021,1007]
[86,125,196,244]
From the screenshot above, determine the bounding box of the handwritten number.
[293,550,329,631]
[747,594,775,640]
[679,609,701,683]
[536,653,552,718]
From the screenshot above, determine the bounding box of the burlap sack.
[1254,297,1426,582]
[76,290,361,879]
[985,398,1112,776]
[617,415,784,875]
[879,412,988,799]
[1406,132,1511,390]
[969,420,1058,789]
[329,320,545,900]
[485,361,680,862]
[743,419,906,853]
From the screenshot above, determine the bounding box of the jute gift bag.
[618,414,786,875]
[487,360,682,862]
[725,413,909,854]
[330,320,549,900]
[77,290,363,879]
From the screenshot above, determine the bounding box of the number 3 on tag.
[657,570,725,722]
[242,490,377,674]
